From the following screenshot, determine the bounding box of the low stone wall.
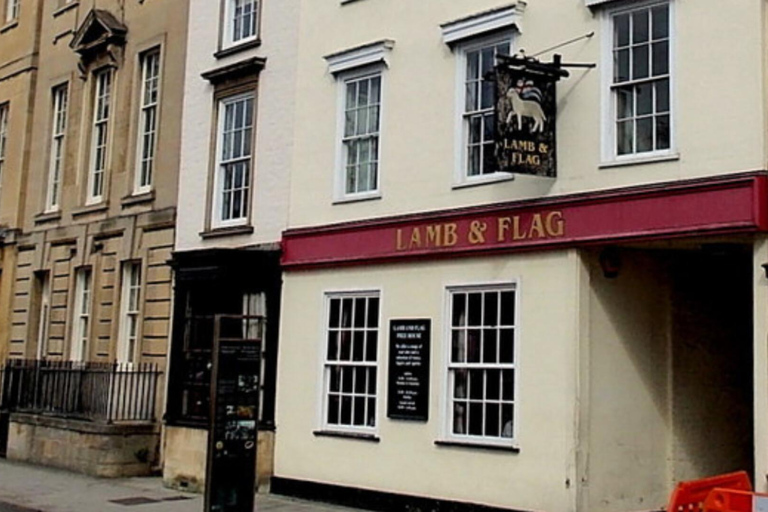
[7,413,160,477]
[162,425,274,493]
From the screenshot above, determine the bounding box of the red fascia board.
[282,172,768,270]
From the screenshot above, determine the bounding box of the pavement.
[0,459,362,512]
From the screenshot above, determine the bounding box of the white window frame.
[212,92,255,228]
[600,0,675,165]
[0,103,7,205]
[134,48,161,195]
[334,68,383,202]
[320,291,381,435]
[222,0,260,49]
[46,84,68,212]
[453,33,514,187]
[5,0,18,22]
[87,68,113,204]
[36,273,51,360]
[442,283,518,447]
[117,262,142,365]
[69,268,92,362]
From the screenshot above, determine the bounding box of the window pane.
[453,402,467,434]
[340,331,351,361]
[367,297,379,327]
[467,330,481,363]
[617,87,633,120]
[632,10,649,44]
[485,403,500,437]
[469,402,483,435]
[652,5,669,40]
[353,331,365,361]
[656,79,670,112]
[327,395,339,424]
[469,369,483,400]
[500,291,515,325]
[340,396,352,424]
[632,45,649,80]
[486,369,500,400]
[502,369,515,400]
[367,368,376,394]
[329,299,340,327]
[454,369,468,399]
[466,51,480,82]
[501,405,514,438]
[482,329,497,363]
[614,49,630,83]
[468,293,482,325]
[465,83,478,112]
[365,331,377,362]
[656,115,670,150]
[636,117,653,152]
[652,41,669,76]
[330,367,341,392]
[452,330,466,363]
[499,329,514,363]
[636,83,653,116]
[617,120,634,155]
[614,14,630,47]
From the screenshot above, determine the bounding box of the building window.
[224,0,259,47]
[459,38,511,181]
[5,0,18,22]
[88,68,112,204]
[610,2,671,158]
[70,268,92,362]
[35,273,51,360]
[0,103,7,202]
[135,49,161,194]
[447,286,516,444]
[214,93,254,225]
[323,293,380,432]
[46,85,68,211]
[118,262,142,364]
[339,72,381,198]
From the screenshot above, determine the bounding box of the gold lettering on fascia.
[395,211,565,251]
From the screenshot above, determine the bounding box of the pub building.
[271,1,768,512]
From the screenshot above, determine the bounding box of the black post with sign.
[205,315,262,512]
[387,319,431,422]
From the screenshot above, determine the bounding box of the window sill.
[452,172,515,190]
[121,190,155,207]
[313,430,380,443]
[332,192,382,205]
[599,152,680,169]
[199,224,254,239]
[214,39,262,59]
[434,439,520,453]
[53,1,78,18]
[34,210,63,224]
[0,19,18,33]
[72,202,109,218]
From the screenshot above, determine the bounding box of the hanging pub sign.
[495,54,567,178]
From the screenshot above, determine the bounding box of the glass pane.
[636,117,653,152]
[451,330,465,363]
[354,368,366,393]
[353,397,365,425]
[452,294,466,326]
[656,115,670,150]
[358,79,369,106]
[501,405,514,438]
[652,41,669,76]
[356,108,369,136]
[453,402,467,434]
[469,402,483,435]
[614,49,630,83]
[330,367,341,392]
[481,81,495,110]
[656,79,670,112]
[340,331,351,361]
[468,293,482,325]
[482,329,497,364]
[329,298,340,327]
[367,367,376,394]
[481,47,494,76]
[632,45,649,80]
[652,5,669,40]
[370,76,381,103]
[353,298,366,327]
[486,369,500,400]
[502,369,515,401]
[467,330,481,363]
[327,395,339,424]
[327,331,338,360]
[465,83,478,112]
[345,111,355,137]
[342,366,354,393]
[617,120,634,155]
[617,87,633,120]
[346,82,356,109]
[468,146,480,176]
[368,106,380,133]
[353,331,365,361]
[340,396,352,425]
[365,331,377,362]
[483,113,495,142]
[466,50,480,81]
[499,328,514,363]
[632,9,649,44]
[341,298,353,327]
[500,291,515,325]
[367,297,379,327]
[484,291,498,326]
[469,370,483,400]
[482,143,495,175]
[454,369,468,399]
[614,14,630,47]
[367,398,376,426]
[636,83,653,116]
[485,403,500,437]
[469,116,482,144]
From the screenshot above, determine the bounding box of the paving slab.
[0,459,361,512]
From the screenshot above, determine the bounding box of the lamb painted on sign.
[505,79,547,133]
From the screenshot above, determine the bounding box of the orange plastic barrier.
[667,471,752,512]
[703,488,768,512]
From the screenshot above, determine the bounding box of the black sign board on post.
[495,55,567,178]
[205,315,262,512]
[387,319,431,421]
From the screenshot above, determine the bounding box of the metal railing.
[0,360,161,424]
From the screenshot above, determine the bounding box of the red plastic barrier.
[703,488,768,512]
[667,471,752,512]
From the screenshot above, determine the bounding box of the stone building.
[161,0,299,493]
[0,0,188,476]
[273,1,768,511]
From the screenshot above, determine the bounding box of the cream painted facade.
[275,1,768,512]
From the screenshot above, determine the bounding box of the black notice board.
[387,319,431,421]
[205,338,260,512]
